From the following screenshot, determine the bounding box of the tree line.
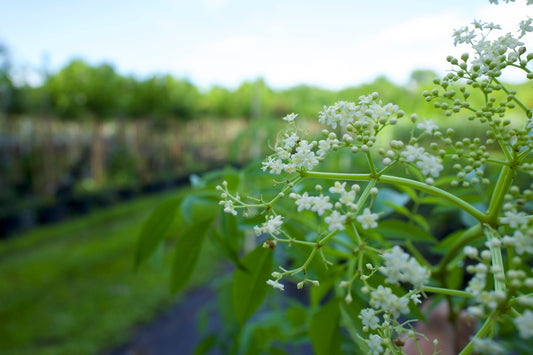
[1,55,443,122]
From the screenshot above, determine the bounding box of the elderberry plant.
[215,2,533,354]
[136,1,533,354]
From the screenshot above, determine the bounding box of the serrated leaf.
[231,244,274,326]
[134,197,182,269]
[169,217,214,294]
[375,219,436,242]
[309,298,341,355]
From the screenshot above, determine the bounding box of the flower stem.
[422,286,473,298]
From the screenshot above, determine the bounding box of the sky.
[1,0,532,90]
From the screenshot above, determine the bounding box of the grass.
[0,189,219,355]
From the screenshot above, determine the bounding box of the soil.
[106,287,221,355]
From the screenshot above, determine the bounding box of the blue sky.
[2,0,531,89]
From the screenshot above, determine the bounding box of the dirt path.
[106,287,221,355]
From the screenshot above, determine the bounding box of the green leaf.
[134,197,182,269]
[375,219,436,243]
[169,217,214,294]
[309,298,342,355]
[373,188,410,217]
[232,244,274,326]
[194,334,217,355]
[209,229,247,271]
[435,229,467,251]
[180,193,219,224]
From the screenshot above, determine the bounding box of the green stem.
[487,165,515,222]
[493,78,532,116]
[422,286,473,298]
[302,171,488,223]
[484,224,506,292]
[458,310,497,355]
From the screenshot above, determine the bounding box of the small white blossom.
[464,246,479,258]
[416,118,439,134]
[500,211,529,229]
[357,208,379,229]
[291,140,319,170]
[360,308,379,330]
[262,157,284,175]
[223,200,238,216]
[339,190,356,206]
[410,293,422,304]
[380,246,430,289]
[266,279,285,291]
[283,132,299,150]
[515,310,533,339]
[282,113,298,122]
[325,210,347,231]
[255,215,283,236]
[416,153,444,178]
[295,192,313,212]
[367,334,384,355]
[329,181,346,194]
[401,145,425,163]
[311,195,333,216]
[511,230,533,255]
[370,285,410,318]
[519,17,533,38]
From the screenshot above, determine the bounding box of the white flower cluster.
[370,285,410,318]
[289,182,380,232]
[318,93,401,135]
[400,144,444,180]
[453,16,532,78]
[500,209,533,255]
[379,246,431,289]
[261,130,342,174]
[357,247,430,353]
[254,215,283,236]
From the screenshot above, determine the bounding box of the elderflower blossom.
[380,246,430,289]
[416,118,439,134]
[416,153,444,178]
[222,200,237,216]
[518,17,533,38]
[282,113,298,122]
[357,208,379,229]
[324,210,347,231]
[401,145,425,162]
[254,215,283,236]
[266,279,285,291]
[370,285,410,318]
[367,334,384,355]
[311,195,333,216]
[360,308,380,330]
[318,100,358,129]
[500,210,530,228]
[515,310,533,339]
[509,230,533,255]
[464,246,479,258]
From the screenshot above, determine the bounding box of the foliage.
[0,189,223,355]
[137,2,533,354]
